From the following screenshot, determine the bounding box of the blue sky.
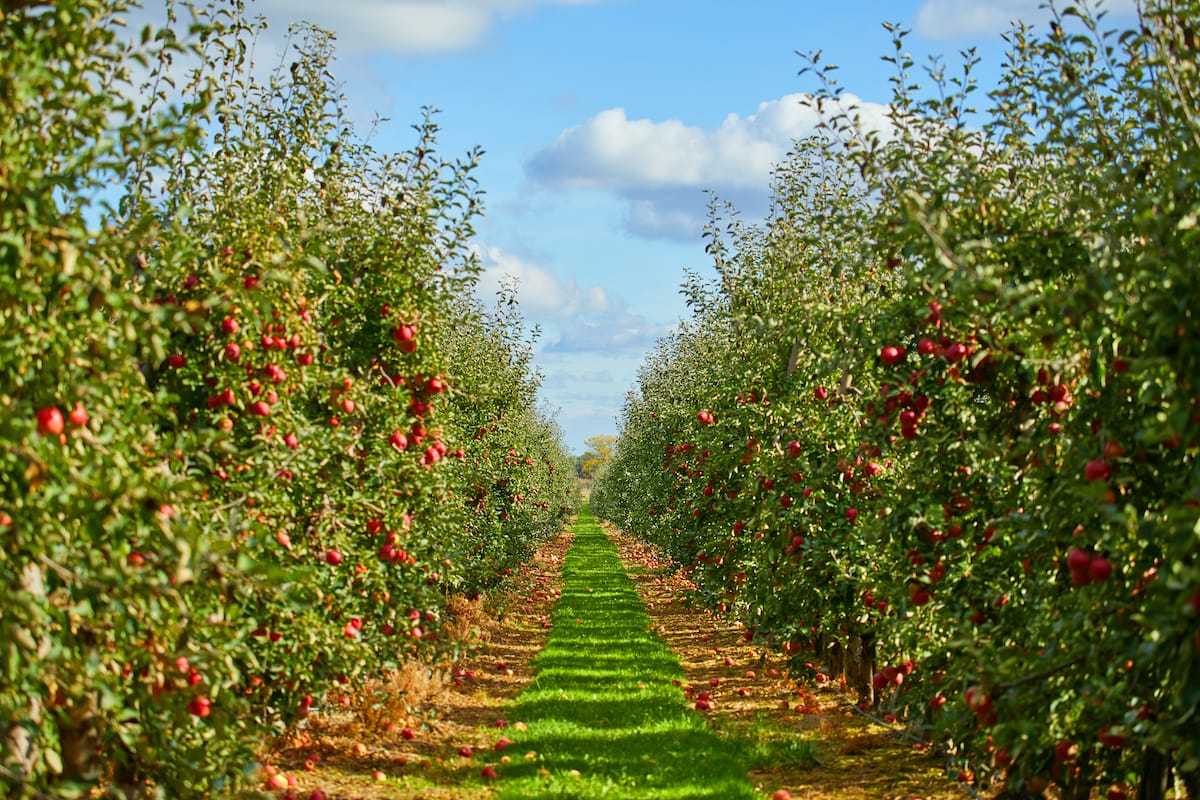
[171,0,1137,454]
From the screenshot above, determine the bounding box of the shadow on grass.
[491,506,761,800]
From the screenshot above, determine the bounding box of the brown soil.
[606,523,968,800]
[262,529,573,799]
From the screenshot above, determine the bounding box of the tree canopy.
[577,434,617,479]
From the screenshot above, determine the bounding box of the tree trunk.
[1138,748,1170,800]
[853,632,875,707]
[1182,766,1199,799]
[3,563,49,784]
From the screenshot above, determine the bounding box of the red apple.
[1088,557,1112,582]
[68,403,88,426]
[964,686,991,714]
[1085,459,1110,482]
[1055,740,1079,762]
[1067,548,1092,572]
[943,342,967,364]
[1098,726,1128,748]
[36,406,64,436]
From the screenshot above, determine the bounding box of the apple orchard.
[1,2,578,796]
[592,7,1200,799]
[2,1,1200,799]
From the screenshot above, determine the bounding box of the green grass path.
[495,506,760,799]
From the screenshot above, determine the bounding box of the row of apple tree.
[0,2,577,797]
[593,5,1198,797]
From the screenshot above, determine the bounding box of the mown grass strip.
[493,506,760,799]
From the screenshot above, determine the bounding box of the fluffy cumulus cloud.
[475,247,672,355]
[527,93,891,240]
[914,0,1137,38]
[546,370,615,384]
[529,96,825,191]
[542,314,672,355]
[253,0,601,56]
[473,249,667,449]
[475,247,610,320]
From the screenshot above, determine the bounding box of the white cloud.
[529,97,821,191]
[475,247,610,320]
[253,0,602,56]
[561,406,606,421]
[623,189,710,240]
[914,0,1137,38]
[542,314,673,355]
[528,93,892,240]
[473,247,672,354]
[546,370,614,384]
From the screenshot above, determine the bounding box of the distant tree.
[577,434,617,479]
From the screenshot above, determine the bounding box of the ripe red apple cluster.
[36,402,91,437]
[1066,547,1113,587]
